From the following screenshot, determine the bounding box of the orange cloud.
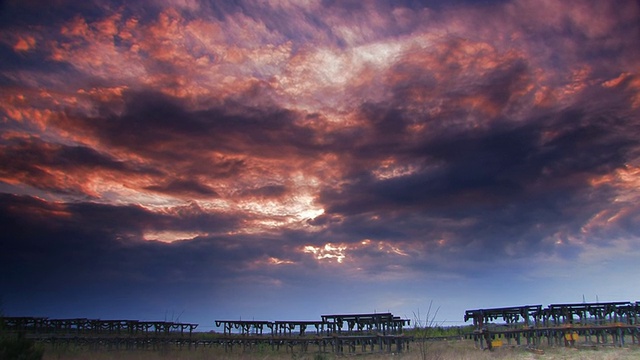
[603,73,640,109]
[13,35,36,52]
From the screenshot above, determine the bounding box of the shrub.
[0,332,44,360]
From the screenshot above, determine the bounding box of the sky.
[1,0,639,331]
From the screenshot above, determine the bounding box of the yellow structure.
[564,332,579,341]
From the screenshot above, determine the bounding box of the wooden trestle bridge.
[5,301,639,355]
[1,313,412,355]
[1,317,199,336]
[211,313,412,354]
[464,301,640,350]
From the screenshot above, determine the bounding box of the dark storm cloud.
[0,138,127,171]
[0,137,147,195]
[316,68,639,262]
[33,88,327,202]
[0,194,141,291]
[0,193,256,289]
[58,89,319,159]
[0,1,98,28]
[0,192,328,317]
[1,0,639,322]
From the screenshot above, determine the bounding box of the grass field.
[41,340,640,360]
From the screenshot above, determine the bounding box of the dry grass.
[390,341,640,360]
[42,340,640,360]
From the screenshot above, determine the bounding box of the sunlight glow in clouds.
[268,257,295,265]
[373,159,421,180]
[144,230,207,243]
[303,240,410,265]
[303,243,347,263]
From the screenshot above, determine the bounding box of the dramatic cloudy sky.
[1,0,639,329]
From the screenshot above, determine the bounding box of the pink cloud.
[13,35,36,52]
